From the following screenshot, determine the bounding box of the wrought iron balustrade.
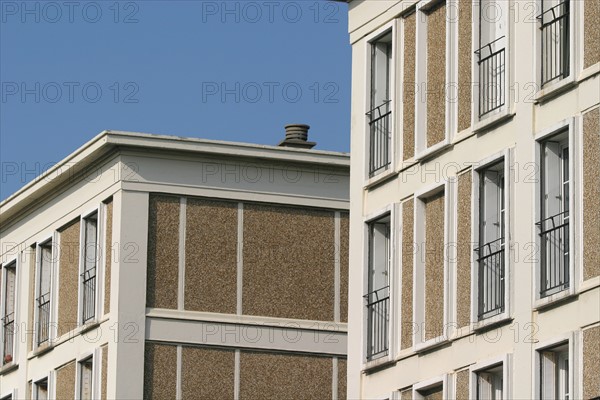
[536,210,569,297]
[475,238,505,320]
[364,285,389,360]
[367,101,391,177]
[475,37,506,118]
[538,1,570,87]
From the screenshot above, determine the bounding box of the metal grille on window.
[82,212,98,324]
[37,243,52,346]
[538,0,570,87]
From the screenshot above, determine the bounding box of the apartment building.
[345,0,600,398]
[0,127,349,399]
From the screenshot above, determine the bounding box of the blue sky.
[0,0,351,200]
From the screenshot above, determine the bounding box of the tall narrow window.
[364,215,390,360]
[33,378,48,400]
[367,31,392,177]
[476,364,503,399]
[81,212,98,324]
[538,0,570,87]
[79,357,94,400]
[36,241,53,346]
[537,133,569,297]
[476,162,505,320]
[476,0,507,118]
[1,261,16,365]
[539,343,569,399]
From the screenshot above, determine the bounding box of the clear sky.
[0,0,351,200]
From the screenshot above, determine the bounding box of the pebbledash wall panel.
[424,192,445,341]
[143,342,177,399]
[242,204,336,321]
[340,213,350,323]
[104,199,113,315]
[239,351,332,400]
[426,2,447,148]
[401,200,415,350]
[338,358,347,400]
[147,195,180,309]
[185,198,238,314]
[55,360,76,400]
[181,346,235,399]
[455,369,470,400]
[457,0,472,133]
[583,325,600,399]
[456,171,472,328]
[583,108,600,281]
[584,0,600,68]
[403,11,417,161]
[57,220,80,337]
[101,345,108,400]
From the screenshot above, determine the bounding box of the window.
[364,215,390,361]
[537,132,569,297]
[539,343,569,399]
[36,240,53,346]
[538,0,570,87]
[33,378,48,400]
[475,161,505,320]
[476,0,508,118]
[79,357,94,400]
[367,31,393,177]
[1,261,17,365]
[81,212,98,324]
[476,364,503,399]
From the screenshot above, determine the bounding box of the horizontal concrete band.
[145,313,347,356]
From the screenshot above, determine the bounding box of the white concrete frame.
[34,234,57,350]
[470,149,514,330]
[77,206,103,327]
[532,117,580,309]
[468,353,512,399]
[531,331,579,400]
[31,371,54,400]
[74,347,101,400]
[412,373,450,399]
[0,257,19,367]
[413,180,456,352]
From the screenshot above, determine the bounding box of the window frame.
[533,118,580,309]
[77,207,103,326]
[413,180,455,352]
[469,354,511,399]
[32,373,54,400]
[364,20,398,185]
[0,257,19,367]
[470,150,513,329]
[362,204,398,369]
[532,331,579,400]
[76,349,100,400]
[34,234,57,349]
[412,374,449,399]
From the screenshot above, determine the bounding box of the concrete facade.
[0,130,349,399]
[346,0,600,398]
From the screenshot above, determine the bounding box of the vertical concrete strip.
[176,345,182,399]
[426,3,447,147]
[583,108,600,280]
[458,0,472,132]
[425,192,445,341]
[401,200,415,350]
[104,199,113,315]
[234,349,241,399]
[583,325,600,399]
[584,0,600,68]
[456,171,472,328]
[403,12,417,160]
[332,357,339,400]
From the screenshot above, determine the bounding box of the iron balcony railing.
[475,37,506,118]
[364,285,389,361]
[536,210,569,297]
[37,292,51,346]
[475,238,505,320]
[366,100,391,177]
[538,1,570,87]
[2,312,14,364]
[81,267,97,324]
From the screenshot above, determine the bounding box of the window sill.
[534,76,577,104]
[533,288,577,311]
[472,109,514,134]
[414,336,450,354]
[414,140,451,162]
[364,168,398,190]
[0,362,18,376]
[80,320,101,334]
[472,313,513,333]
[579,63,600,83]
[362,354,395,373]
[31,343,54,358]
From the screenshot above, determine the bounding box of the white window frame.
[0,389,16,400]
[0,257,19,367]
[533,117,580,309]
[34,234,57,349]
[532,331,579,400]
[76,348,101,400]
[362,204,399,369]
[534,0,581,102]
[414,0,457,160]
[471,0,515,132]
[470,150,513,329]
[78,207,103,326]
[413,180,456,352]
[364,20,398,186]
[469,354,511,399]
[413,374,450,399]
[32,372,54,400]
